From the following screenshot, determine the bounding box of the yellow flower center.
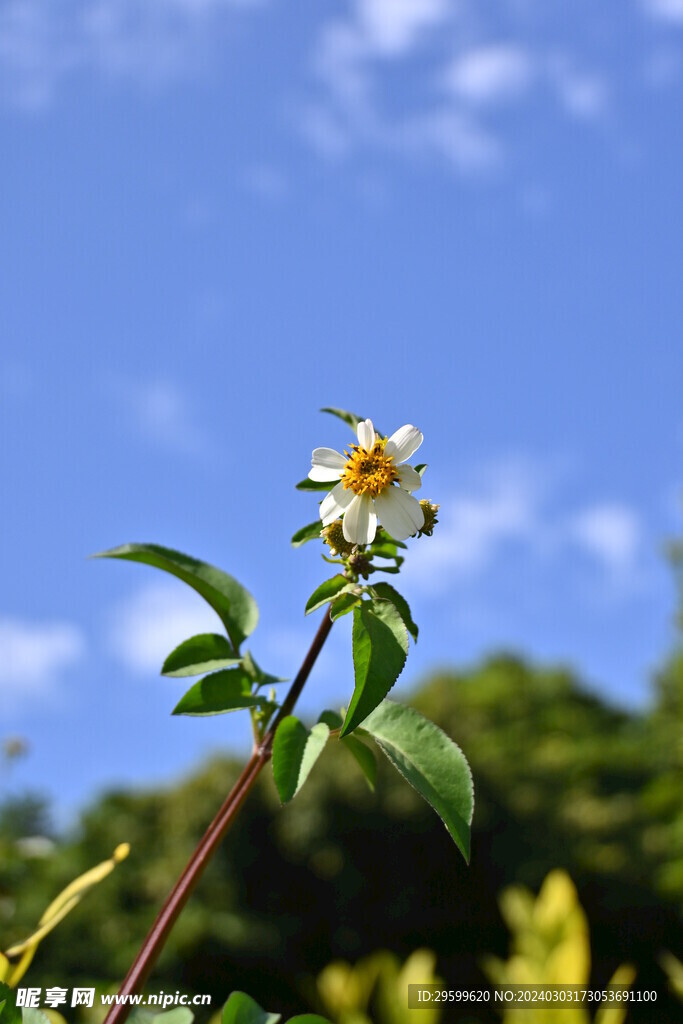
[341,438,398,497]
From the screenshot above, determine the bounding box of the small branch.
[103,610,334,1024]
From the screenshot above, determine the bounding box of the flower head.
[417,500,440,537]
[321,519,355,558]
[309,418,425,545]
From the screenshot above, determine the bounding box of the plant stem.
[103,610,334,1024]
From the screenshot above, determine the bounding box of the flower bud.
[347,552,373,580]
[321,519,355,557]
[417,500,440,537]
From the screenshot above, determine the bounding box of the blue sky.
[2,0,683,817]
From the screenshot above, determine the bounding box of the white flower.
[309,418,425,545]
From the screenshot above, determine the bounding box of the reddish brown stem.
[103,610,334,1024]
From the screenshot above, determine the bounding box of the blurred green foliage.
[310,870,636,1024]
[483,869,635,1024]
[2,644,681,1021]
[3,534,683,1019]
[312,948,441,1024]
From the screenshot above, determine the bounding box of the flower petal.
[309,447,346,481]
[356,418,375,451]
[374,487,424,541]
[384,424,423,464]
[320,481,354,525]
[396,464,422,493]
[342,494,378,545]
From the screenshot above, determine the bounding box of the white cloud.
[356,0,449,57]
[403,461,540,592]
[308,3,508,173]
[401,459,647,599]
[550,58,610,119]
[646,0,683,22]
[569,504,642,575]
[306,4,632,177]
[446,45,533,105]
[0,617,85,705]
[0,0,265,107]
[116,378,212,457]
[315,0,449,98]
[404,108,501,171]
[106,582,223,675]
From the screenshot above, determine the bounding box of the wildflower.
[309,418,425,544]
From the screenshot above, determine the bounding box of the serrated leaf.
[320,406,364,430]
[172,669,265,717]
[291,521,324,547]
[340,734,377,791]
[362,701,474,862]
[370,584,418,643]
[222,993,281,1024]
[296,478,336,492]
[341,602,408,736]
[305,575,354,615]
[272,717,330,802]
[93,543,258,652]
[162,634,241,677]
[330,592,361,621]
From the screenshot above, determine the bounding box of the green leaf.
[340,734,377,791]
[93,543,258,653]
[370,548,403,565]
[318,709,343,730]
[305,575,354,615]
[330,591,361,621]
[368,541,398,560]
[162,633,241,677]
[222,993,281,1024]
[21,1011,51,1024]
[0,984,19,1024]
[242,651,288,686]
[287,1017,332,1023]
[341,602,409,736]
[362,701,474,862]
[272,717,330,802]
[373,530,408,550]
[172,669,265,717]
[414,463,427,477]
[296,477,336,492]
[130,1010,195,1024]
[291,521,324,547]
[320,406,364,431]
[370,584,419,643]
